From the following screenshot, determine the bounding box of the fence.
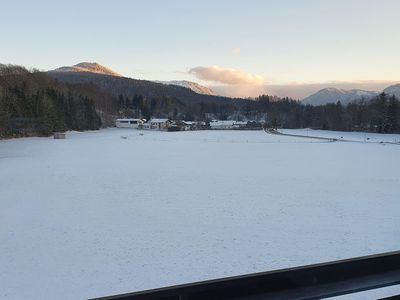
[90,250,400,300]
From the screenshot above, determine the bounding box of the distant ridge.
[302,88,378,106]
[383,83,400,99]
[50,62,121,77]
[156,80,215,96]
[50,63,217,96]
[48,62,234,105]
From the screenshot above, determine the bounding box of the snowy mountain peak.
[302,88,378,106]
[322,87,344,93]
[156,80,215,95]
[51,62,121,77]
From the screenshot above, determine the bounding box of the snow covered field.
[1,129,399,299]
[280,128,400,144]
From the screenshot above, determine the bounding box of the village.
[115,118,263,131]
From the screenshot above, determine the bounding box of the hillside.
[156,80,215,95]
[383,83,400,99]
[49,63,226,102]
[48,63,251,122]
[48,69,232,105]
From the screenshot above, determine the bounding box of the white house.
[209,120,247,130]
[233,121,248,128]
[142,123,152,130]
[115,118,144,129]
[149,118,172,130]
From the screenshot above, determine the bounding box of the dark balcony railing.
[90,250,400,300]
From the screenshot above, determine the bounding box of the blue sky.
[2,0,400,97]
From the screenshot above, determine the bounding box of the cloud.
[189,65,264,85]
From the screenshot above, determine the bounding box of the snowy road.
[1,129,399,299]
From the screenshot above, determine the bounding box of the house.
[182,121,195,131]
[149,118,172,130]
[234,121,248,128]
[115,118,144,129]
[53,132,66,139]
[195,121,207,130]
[209,120,248,130]
[171,120,195,131]
[142,123,152,130]
[210,120,235,129]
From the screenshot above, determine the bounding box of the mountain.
[383,83,400,98]
[51,62,121,77]
[48,63,234,105]
[156,80,215,96]
[51,63,216,96]
[302,88,378,106]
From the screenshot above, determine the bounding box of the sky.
[1,0,400,98]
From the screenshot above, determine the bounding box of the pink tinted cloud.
[189,65,264,85]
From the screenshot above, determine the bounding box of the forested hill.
[0,65,102,137]
[48,71,235,105]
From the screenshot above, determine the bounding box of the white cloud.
[189,65,264,85]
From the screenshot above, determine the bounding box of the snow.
[302,88,377,105]
[383,83,400,98]
[51,62,121,77]
[280,128,400,143]
[1,129,399,299]
[149,118,170,123]
[156,80,215,96]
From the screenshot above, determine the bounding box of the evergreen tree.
[386,96,398,133]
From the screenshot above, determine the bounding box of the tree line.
[0,65,102,137]
[117,92,399,133]
[251,94,399,133]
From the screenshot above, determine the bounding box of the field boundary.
[265,128,400,145]
[265,128,337,142]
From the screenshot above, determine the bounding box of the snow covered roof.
[183,121,195,125]
[210,120,236,126]
[210,120,247,126]
[149,118,170,123]
[116,118,142,122]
